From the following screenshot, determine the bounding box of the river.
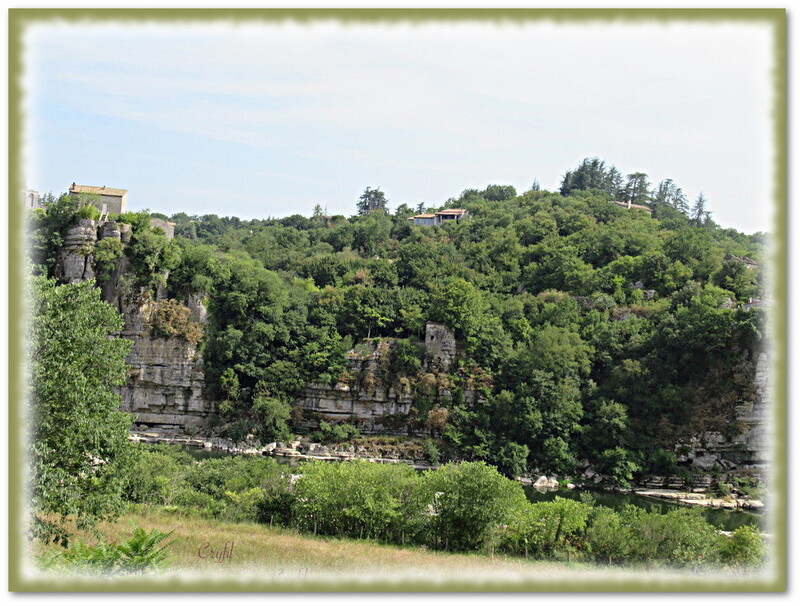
[523,486,764,532]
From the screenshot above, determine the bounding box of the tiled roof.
[436,208,467,215]
[70,184,127,197]
[412,214,437,218]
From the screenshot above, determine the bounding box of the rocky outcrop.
[674,350,771,477]
[56,219,98,283]
[298,339,415,434]
[296,326,474,435]
[54,217,215,433]
[118,296,214,433]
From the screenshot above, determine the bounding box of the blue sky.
[22,17,775,233]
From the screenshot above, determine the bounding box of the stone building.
[69,183,128,215]
[23,189,40,209]
[149,217,176,240]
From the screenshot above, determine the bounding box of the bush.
[501,497,592,556]
[586,506,632,564]
[122,446,190,505]
[619,506,723,567]
[292,460,425,543]
[94,237,125,281]
[146,299,203,344]
[719,525,765,569]
[76,203,101,220]
[423,438,441,465]
[420,461,529,552]
[309,421,360,444]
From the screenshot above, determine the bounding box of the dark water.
[523,486,765,532]
[178,446,763,532]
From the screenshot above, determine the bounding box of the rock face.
[674,350,772,479]
[118,297,214,433]
[56,219,98,283]
[54,218,215,433]
[297,326,473,435]
[298,339,415,434]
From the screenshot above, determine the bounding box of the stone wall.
[424,322,457,370]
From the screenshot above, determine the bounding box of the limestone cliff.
[297,323,480,435]
[55,218,215,433]
[674,349,772,476]
[118,296,213,432]
[298,339,415,434]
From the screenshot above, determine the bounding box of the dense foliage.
[28,277,135,545]
[28,157,767,479]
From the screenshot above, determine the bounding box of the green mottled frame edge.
[7,7,787,593]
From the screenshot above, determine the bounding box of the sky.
[21,15,776,234]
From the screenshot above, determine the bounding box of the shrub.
[310,421,360,444]
[620,506,723,567]
[291,460,425,543]
[94,237,125,281]
[423,438,441,465]
[526,497,592,558]
[586,506,632,564]
[122,446,189,505]
[147,299,203,344]
[420,461,529,552]
[76,203,101,220]
[719,525,766,569]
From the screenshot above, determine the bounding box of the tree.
[530,178,541,192]
[651,179,687,212]
[691,192,708,225]
[481,184,517,201]
[624,172,651,206]
[420,461,528,551]
[357,186,388,215]
[28,277,135,545]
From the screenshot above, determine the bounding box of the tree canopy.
[28,277,135,545]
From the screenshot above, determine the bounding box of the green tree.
[420,461,528,551]
[28,277,135,545]
[357,186,388,215]
[623,172,651,206]
[691,192,709,225]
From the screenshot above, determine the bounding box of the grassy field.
[27,506,762,591]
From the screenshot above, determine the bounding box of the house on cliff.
[70,183,128,215]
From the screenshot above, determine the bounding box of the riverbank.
[129,431,765,516]
[130,430,440,469]
[630,488,764,512]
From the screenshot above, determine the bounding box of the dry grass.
[27,506,741,589]
[31,507,586,580]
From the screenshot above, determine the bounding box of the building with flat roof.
[409,208,468,226]
[69,183,128,215]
